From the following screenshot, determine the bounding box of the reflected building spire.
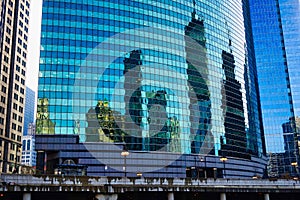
[192,0,197,19]
[185,2,212,154]
[220,49,247,159]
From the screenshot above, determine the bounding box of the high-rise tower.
[36,0,266,178]
[250,0,300,176]
[0,0,30,173]
[23,86,35,136]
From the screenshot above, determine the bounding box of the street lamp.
[190,157,197,179]
[213,167,217,179]
[136,171,142,178]
[121,146,129,177]
[200,156,207,179]
[104,165,108,176]
[252,175,259,180]
[291,162,298,177]
[220,156,228,178]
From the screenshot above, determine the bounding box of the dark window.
[2,76,7,83]
[4,46,9,53]
[18,125,22,132]
[1,96,5,103]
[12,123,16,130]
[9,154,14,161]
[4,56,9,63]
[1,86,6,93]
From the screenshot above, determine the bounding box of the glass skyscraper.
[23,86,35,136]
[36,0,266,177]
[250,0,300,176]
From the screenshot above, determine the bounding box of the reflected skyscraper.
[184,2,212,154]
[220,50,247,159]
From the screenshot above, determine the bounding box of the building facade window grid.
[35,0,265,177]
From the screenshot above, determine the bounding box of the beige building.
[0,0,30,173]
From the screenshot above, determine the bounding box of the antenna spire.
[192,0,197,19]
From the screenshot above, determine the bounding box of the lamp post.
[200,156,207,179]
[136,171,142,178]
[121,146,129,177]
[220,156,228,178]
[291,162,298,178]
[213,167,217,179]
[104,165,107,176]
[190,157,197,179]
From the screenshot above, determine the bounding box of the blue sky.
[27,0,42,91]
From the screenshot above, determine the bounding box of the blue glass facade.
[250,0,300,176]
[279,0,300,118]
[23,87,35,136]
[37,0,265,176]
[250,0,292,153]
[278,1,300,167]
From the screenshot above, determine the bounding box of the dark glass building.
[36,0,266,178]
[249,0,300,176]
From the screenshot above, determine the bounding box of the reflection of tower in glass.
[123,50,144,150]
[124,50,143,127]
[123,50,180,152]
[282,117,298,174]
[184,2,211,154]
[85,101,124,143]
[36,98,55,134]
[221,50,247,158]
[85,107,99,142]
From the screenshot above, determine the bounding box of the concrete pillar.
[220,193,226,200]
[95,194,118,200]
[264,193,270,200]
[168,193,174,200]
[23,193,31,200]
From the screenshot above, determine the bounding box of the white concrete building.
[21,123,36,166]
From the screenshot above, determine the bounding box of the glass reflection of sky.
[250,0,299,153]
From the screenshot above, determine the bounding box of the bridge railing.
[1,174,299,188]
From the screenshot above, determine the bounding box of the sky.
[26,0,42,92]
